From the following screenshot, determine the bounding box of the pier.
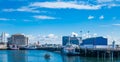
[1,45,120,58]
[36,46,120,58]
[79,47,120,58]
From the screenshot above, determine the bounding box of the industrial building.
[81,37,108,45]
[62,35,82,46]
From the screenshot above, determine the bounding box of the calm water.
[0,50,120,62]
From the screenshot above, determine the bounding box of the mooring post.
[104,51,106,59]
[97,51,99,58]
[85,47,87,56]
[111,51,113,61]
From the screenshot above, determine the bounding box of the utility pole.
[79,31,82,45]
[87,31,90,38]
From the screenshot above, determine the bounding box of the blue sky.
[0,0,120,44]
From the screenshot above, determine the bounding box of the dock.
[77,47,120,58]
[1,45,120,58]
[37,47,120,58]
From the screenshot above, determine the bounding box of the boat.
[44,53,50,59]
[8,45,19,50]
[62,36,79,56]
[62,44,79,56]
[20,45,37,50]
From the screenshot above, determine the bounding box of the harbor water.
[0,50,120,62]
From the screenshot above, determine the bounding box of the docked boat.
[62,36,79,56]
[8,45,19,50]
[62,44,79,56]
[20,45,37,50]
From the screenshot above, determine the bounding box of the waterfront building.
[0,32,7,49]
[7,34,28,47]
[0,42,7,49]
[62,35,81,46]
[81,37,107,46]
[0,32,6,42]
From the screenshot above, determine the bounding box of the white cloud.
[0,18,15,21]
[97,0,113,3]
[33,15,56,20]
[2,1,120,12]
[99,15,104,19]
[82,33,91,39]
[0,18,10,21]
[30,2,101,10]
[93,33,97,37]
[25,34,61,44]
[23,19,31,22]
[46,34,58,39]
[5,33,10,37]
[112,24,120,26]
[107,3,120,8]
[3,7,40,13]
[88,15,94,20]
[2,1,120,13]
[71,32,78,36]
[104,35,113,44]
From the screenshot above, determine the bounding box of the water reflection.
[0,50,120,62]
[62,55,80,62]
[61,55,120,62]
[7,50,27,62]
[0,51,7,62]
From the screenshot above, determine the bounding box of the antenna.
[79,31,82,45]
[87,31,90,38]
[80,31,82,37]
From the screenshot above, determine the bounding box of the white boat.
[8,45,19,50]
[62,36,79,56]
[21,45,37,50]
[62,44,79,56]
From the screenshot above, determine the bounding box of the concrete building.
[62,35,81,46]
[0,32,6,42]
[0,32,7,49]
[0,42,7,49]
[81,37,107,45]
[7,34,28,47]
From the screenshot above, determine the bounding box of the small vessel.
[44,53,50,59]
[8,45,19,50]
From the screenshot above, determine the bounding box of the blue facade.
[62,36,69,46]
[62,36,80,46]
[81,37,107,45]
